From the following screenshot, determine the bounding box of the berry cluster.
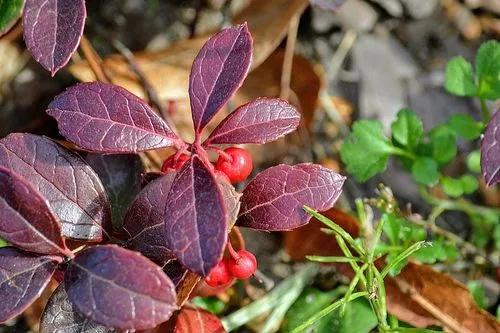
[205,242,257,287]
[161,146,253,184]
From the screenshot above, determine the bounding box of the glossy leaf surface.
[173,307,226,333]
[0,134,111,241]
[23,0,86,75]
[237,164,345,231]
[85,153,143,229]
[164,156,227,276]
[123,172,176,265]
[47,82,180,153]
[65,245,177,330]
[0,247,60,323]
[204,98,300,145]
[0,0,24,36]
[0,167,70,256]
[481,110,500,186]
[40,283,114,333]
[190,24,252,134]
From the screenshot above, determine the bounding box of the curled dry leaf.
[173,307,226,333]
[237,164,346,231]
[164,156,227,276]
[23,0,86,75]
[123,172,176,265]
[204,98,300,145]
[40,283,114,333]
[65,245,177,330]
[0,167,70,257]
[47,82,181,153]
[0,133,111,242]
[190,24,252,134]
[481,109,500,186]
[0,247,61,323]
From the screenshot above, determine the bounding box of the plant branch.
[79,36,110,83]
[280,14,299,101]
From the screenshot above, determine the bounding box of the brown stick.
[79,35,110,83]
[280,14,299,101]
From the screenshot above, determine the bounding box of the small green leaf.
[442,176,464,197]
[385,252,407,276]
[382,213,402,245]
[466,150,481,173]
[329,298,378,333]
[0,0,25,36]
[467,281,488,309]
[191,297,226,314]
[412,157,439,185]
[460,174,478,194]
[340,120,394,182]
[444,57,477,97]
[413,238,447,264]
[448,114,483,140]
[476,40,500,100]
[391,108,424,150]
[430,126,457,165]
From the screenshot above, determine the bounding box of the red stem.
[226,240,240,260]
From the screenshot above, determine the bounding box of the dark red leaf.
[40,283,114,333]
[0,247,61,323]
[237,164,346,231]
[23,0,86,75]
[0,167,71,256]
[0,133,111,242]
[204,98,300,145]
[481,109,500,186]
[123,172,176,265]
[173,307,226,333]
[190,24,252,134]
[84,153,144,230]
[65,245,177,330]
[164,156,227,276]
[164,259,190,289]
[47,82,181,153]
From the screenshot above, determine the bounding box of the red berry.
[215,147,253,184]
[161,153,189,172]
[205,259,232,287]
[228,250,257,279]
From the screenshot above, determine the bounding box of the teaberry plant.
[0,24,345,331]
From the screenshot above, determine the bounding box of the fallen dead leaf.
[174,306,226,333]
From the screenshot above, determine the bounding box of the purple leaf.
[23,0,86,75]
[47,82,181,153]
[65,245,177,330]
[123,172,176,265]
[40,283,114,333]
[481,110,500,186]
[0,247,61,323]
[237,164,346,231]
[216,173,242,228]
[0,133,111,242]
[163,259,189,289]
[84,153,144,229]
[0,167,71,257]
[204,98,300,145]
[190,23,252,134]
[164,156,227,276]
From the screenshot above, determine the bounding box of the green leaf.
[467,281,488,309]
[430,126,457,165]
[494,224,500,251]
[382,213,402,245]
[340,120,394,182]
[391,108,424,150]
[411,157,439,185]
[445,57,477,97]
[466,150,481,173]
[413,238,447,264]
[447,114,483,140]
[385,251,407,276]
[329,298,378,333]
[0,0,24,36]
[460,175,478,194]
[476,40,500,100]
[191,296,226,314]
[442,176,464,197]
[0,238,6,248]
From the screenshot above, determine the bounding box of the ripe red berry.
[227,250,257,279]
[205,259,232,287]
[161,153,189,172]
[215,147,253,184]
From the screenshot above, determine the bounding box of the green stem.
[390,147,416,160]
[480,98,490,123]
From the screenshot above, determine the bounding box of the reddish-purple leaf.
[204,98,300,145]
[0,247,61,323]
[237,164,346,231]
[40,283,114,333]
[47,82,181,153]
[481,110,500,186]
[123,172,176,265]
[65,245,177,330]
[0,167,71,256]
[164,259,189,289]
[0,133,111,242]
[164,156,227,276]
[173,307,226,333]
[23,0,86,75]
[190,24,252,134]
